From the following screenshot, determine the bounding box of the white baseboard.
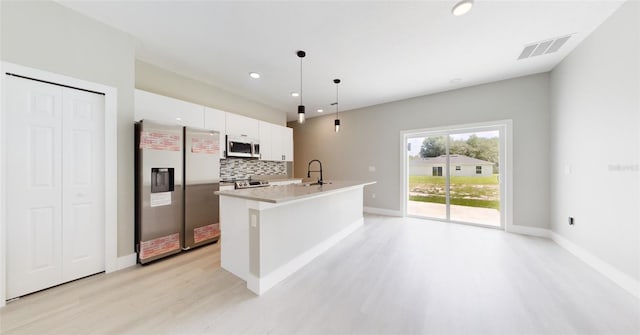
[505,224,551,238]
[363,206,402,217]
[247,218,364,295]
[114,253,137,272]
[550,232,640,299]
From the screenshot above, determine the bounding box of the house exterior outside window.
[410,155,493,177]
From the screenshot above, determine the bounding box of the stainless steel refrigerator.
[135,120,184,264]
[135,121,221,264]
[183,126,221,249]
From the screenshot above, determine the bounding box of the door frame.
[0,62,119,307]
[400,120,513,230]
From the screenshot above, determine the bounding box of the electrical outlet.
[569,217,575,226]
[372,193,376,199]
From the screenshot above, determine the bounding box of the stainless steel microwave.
[226,135,259,158]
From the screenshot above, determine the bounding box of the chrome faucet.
[307,159,324,185]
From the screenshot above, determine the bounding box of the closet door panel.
[6,75,64,299]
[61,88,105,281]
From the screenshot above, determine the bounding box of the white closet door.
[6,75,64,299]
[61,88,105,282]
[5,75,106,299]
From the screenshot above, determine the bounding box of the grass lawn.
[409,174,500,210]
[409,195,500,210]
[409,175,499,186]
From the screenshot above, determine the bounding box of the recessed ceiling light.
[317,109,323,113]
[249,72,261,79]
[291,92,299,97]
[452,0,473,16]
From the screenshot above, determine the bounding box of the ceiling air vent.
[518,35,572,60]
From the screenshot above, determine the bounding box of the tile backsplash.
[220,158,287,180]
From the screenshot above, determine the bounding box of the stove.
[234,180,270,189]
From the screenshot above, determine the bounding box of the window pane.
[408,135,447,219]
[449,131,500,227]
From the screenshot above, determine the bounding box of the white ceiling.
[58,0,624,122]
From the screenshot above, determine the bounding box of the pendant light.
[297,50,306,124]
[333,79,341,132]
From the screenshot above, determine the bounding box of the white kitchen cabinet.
[281,126,293,161]
[259,121,274,160]
[259,122,293,162]
[272,125,293,162]
[271,125,284,161]
[134,90,286,161]
[226,113,259,140]
[134,89,204,128]
[204,107,226,151]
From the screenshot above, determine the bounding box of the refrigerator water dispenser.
[151,168,174,193]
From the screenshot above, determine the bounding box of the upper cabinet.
[226,113,259,140]
[274,125,293,162]
[135,90,291,161]
[203,107,226,151]
[281,126,293,161]
[259,121,293,162]
[134,89,204,128]
[259,121,274,161]
[203,107,225,131]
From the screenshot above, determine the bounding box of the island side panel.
[219,195,251,281]
[249,187,364,293]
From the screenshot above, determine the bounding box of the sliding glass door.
[407,135,448,220]
[406,126,503,228]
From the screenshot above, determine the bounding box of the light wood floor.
[1,215,639,334]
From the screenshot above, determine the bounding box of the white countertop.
[216,181,375,204]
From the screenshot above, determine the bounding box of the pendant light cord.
[300,57,303,106]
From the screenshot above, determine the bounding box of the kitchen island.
[217,181,375,295]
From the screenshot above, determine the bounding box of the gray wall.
[290,73,550,229]
[550,1,639,281]
[136,60,286,125]
[1,0,136,256]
